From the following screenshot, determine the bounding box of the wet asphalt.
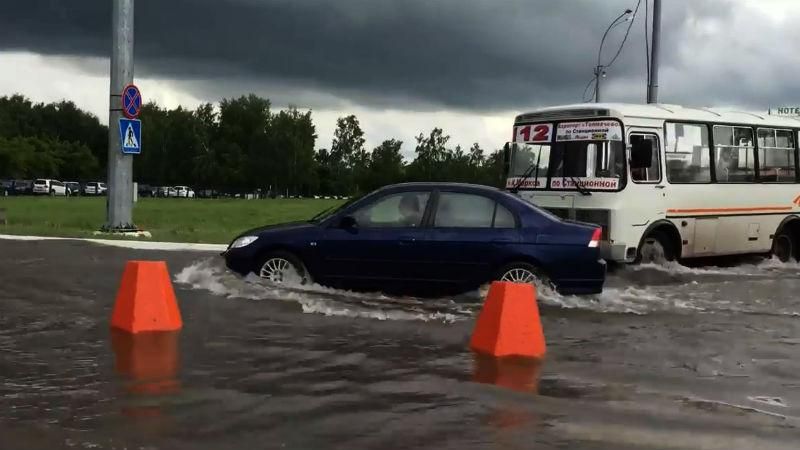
[1,239,799,449]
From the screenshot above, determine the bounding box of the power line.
[581,77,597,103]
[605,0,643,69]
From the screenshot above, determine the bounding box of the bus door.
[628,129,676,239]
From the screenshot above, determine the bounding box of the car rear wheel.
[257,251,311,286]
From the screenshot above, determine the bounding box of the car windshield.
[34,179,46,185]
[308,195,363,223]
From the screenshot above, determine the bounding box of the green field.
[0,196,343,244]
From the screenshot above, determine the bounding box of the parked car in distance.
[33,179,67,196]
[64,181,81,196]
[174,186,195,198]
[84,181,107,196]
[13,180,33,195]
[223,182,606,297]
[137,184,156,197]
[1,180,13,196]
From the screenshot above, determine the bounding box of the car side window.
[352,192,430,228]
[434,193,496,228]
[493,203,516,228]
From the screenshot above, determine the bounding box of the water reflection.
[471,354,542,393]
[110,329,181,418]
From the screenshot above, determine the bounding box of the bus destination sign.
[556,120,622,142]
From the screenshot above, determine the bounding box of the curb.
[0,234,227,252]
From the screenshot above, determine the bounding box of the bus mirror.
[630,137,654,169]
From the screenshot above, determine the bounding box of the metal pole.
[106,0,135,230]
[647,0,661,104]
[594,66,602,103]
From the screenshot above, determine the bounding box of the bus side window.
[713,126,755,183]
[630,134,660,183]
[665,123,711,183]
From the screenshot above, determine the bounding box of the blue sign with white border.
[119,118,142,154]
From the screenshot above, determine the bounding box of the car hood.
[235,221,318,239]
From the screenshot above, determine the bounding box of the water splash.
[174,256,800,319]
[174,258,471,323]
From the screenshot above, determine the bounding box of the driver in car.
[398,194,423,227]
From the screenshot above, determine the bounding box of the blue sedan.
[223,183,606,296]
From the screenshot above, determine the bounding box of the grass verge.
[0,196,342,244]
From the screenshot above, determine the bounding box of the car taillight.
[588,227,602,248]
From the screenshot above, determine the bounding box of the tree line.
[0,94,506,195]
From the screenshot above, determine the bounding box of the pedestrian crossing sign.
[119,118,142,154]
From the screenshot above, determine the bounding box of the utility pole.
[594,66,604,103]
[647,0,662,104]
[106,0,135,231]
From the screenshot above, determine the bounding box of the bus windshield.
[551,140,625,179]
[507,144,550,189]
[508,140,625,191]
[507,119,626,191]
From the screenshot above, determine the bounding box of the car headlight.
[229,235,259,249]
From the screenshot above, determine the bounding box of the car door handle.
[491,238,513,244]
[398,237,416,245]
[655,185,666,189]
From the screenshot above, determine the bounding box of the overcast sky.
[1,0,799,157]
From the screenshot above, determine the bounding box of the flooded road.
[1,239,799,449]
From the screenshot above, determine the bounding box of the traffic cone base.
[111,261,183,333]
[469,281,546,358]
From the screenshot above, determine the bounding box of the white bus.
[504,103,800,264]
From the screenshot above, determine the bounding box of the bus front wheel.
[637,231,676,264]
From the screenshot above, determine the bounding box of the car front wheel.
[257,251,311,286]
[494,262,554,291]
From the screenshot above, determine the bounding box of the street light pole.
[106,0,135,231]
[594,9,632,103]
[647,0,662,104]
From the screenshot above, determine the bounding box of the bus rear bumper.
[600,241,632,263]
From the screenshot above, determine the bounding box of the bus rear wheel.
[637,231,676,264]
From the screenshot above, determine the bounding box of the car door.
[316,190,433,290]
[422,191,521,288]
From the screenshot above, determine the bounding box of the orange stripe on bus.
[666,206,793,214]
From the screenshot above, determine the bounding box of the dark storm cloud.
[1,0,783,111]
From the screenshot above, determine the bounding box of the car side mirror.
[630,137,654,169]
[339,215,358,229]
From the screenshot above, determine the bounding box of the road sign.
[119,118,142,154]
[121,84,142,118]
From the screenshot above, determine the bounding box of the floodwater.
[1,239,799,449]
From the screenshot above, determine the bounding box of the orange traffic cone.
[111,261,183,333]
[469,281,546,358]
